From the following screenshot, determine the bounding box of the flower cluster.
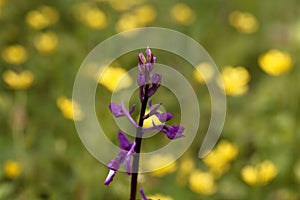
[241,160,278,186]
[258,49,293,76]
[3,70,34,90]
[229,11,259,34]
[103,47,184,199]
[219,66,250,96]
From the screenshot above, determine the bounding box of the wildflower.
[189,170,216,195]
[26,6,59,30]
[2,45,27,65]
[115,5,156,32]
[170,3,195,25]
[33,32,58,54]
[147,154,177,177]
[3,70,34,90]
[229,11,259,33]
[219,66,250,96]
[241,160,278,186]
[109,100,138,127]
[56,96,83,121]
[104,130,136,185]
[193,62,215,84]
[176,156,195,186]
[147,193,174,200]
[241,165,258,186]
[259,160,278,184]
[258,49,293,76]
[203,140,238,177]
[73,3,107,30]
[4,160,22,179]
[139,187,148,200]
[98,65,132,92]
[134,5,156,26]
[109,0,142,11]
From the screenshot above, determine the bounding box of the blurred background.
[0,0,299,199]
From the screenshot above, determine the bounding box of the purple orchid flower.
[160,125,185,139]
[109,101,138,128]
[109,102,135,117]
[104,130,136,185]
[140,187,148,200]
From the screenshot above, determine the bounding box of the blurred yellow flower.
[33,32,58,54]
[193,62,215,84]
[109,0,144,11]
[176,156,195,186]
[98,66,132,92]
[73,3,107,30]
[229,11,259,34]
[3,70,34,90]
[147,193,173,200]
[170,3,195,25]
[241,165,258,186]
[258,49,293,76]
[56,96,83,121]
[2,45,27,65]
[203,140,238,177]
[115,5,156,33]
[134,5,156,26]
[219,66,250,96]
[4,160,22,179]
[241,160,278,186]
[147,154,177,177]
[259,160,278,184]
[189,170,216,195]
[26,6,59,30]
[115,13,139,32]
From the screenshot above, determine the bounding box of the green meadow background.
[0,0,299,199]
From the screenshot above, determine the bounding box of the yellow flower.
[26,6,59,30]
[176,156,195,186]
[84,8,107,30]
[115,13,139,32]
[33,32,58,54]
[193,62,215,84]
[241,160,278,186]
[2,45,27,65]
[229,11,259,34]
[134,5,156,26]
[147,154,177,177]
[189,170,217,195]
[241,165,258,186]
[115,5,156,33]
[147,193,174,200]
[170,3,195,25]
[73,3,107,30]
[98,65,132,92]
[109,0,143,11]
[56,96,83,121]
[203,140,238,177]
[259,160,278,184]
[4,160,22,179]
[219,66,250,96]
[258,49,293,76]
[3,70,34,90]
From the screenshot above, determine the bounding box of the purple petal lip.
[109,102,124,117]
[104,169,116,185]
[140,187,148,200]
[118,130,132,150]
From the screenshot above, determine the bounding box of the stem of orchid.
[130,85,149,200]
